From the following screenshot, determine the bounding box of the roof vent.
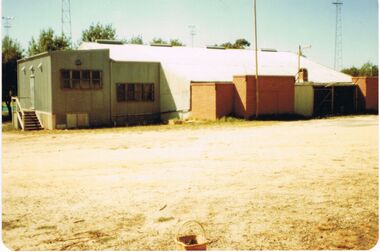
[150,43,172,47]
[206,45,225,50]
[95,39,124,45]
[261,48,277,52]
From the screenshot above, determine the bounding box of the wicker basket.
[175,220,208,250]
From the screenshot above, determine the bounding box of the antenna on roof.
[2,16,14,37]
[188,25,196,48]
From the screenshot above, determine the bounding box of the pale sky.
[1,0,378,70]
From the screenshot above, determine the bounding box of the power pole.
[61,0,72,47]
[333,0,343,70]
[254,0,259,118]
[2,16,14,37]
[188,25,196,47]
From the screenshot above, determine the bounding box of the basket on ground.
[175,220,208,250]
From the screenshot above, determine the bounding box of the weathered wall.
[353,77,378,112]
[17,54,52,112]
[216,83,234,118]
[111,61,160,125]
[50,50,111,128]
[233,76,249,118]
[233,75,295,118]
[295,85,314,117]
[259,76,295,115]
[159,65,190,118]
[190,83,217,120]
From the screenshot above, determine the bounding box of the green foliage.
[359,62,378,77]
[341,66,360,76]
[151,38,168,44]
[28,28,70,56]
[220,38,251,49]
[2,36,24,118]
[128,35,143,45]
[169,39,185,46]
[81,23,117,42]
[234,39,251,49]
[220,42,234,49]
[150,38,185,46]
[341,62,378,77]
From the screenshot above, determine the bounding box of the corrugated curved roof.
[79,42,352,83]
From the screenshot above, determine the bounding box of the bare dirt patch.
[2,115,378,250]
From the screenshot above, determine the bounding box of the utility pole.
[2,16,14,37]
[333,0,343,70]
[188,25,196,47]
[61,0,72,47]
[254,0,259,118]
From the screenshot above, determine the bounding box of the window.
[143,84,154,101]
[134,84,142,101]
[81,70,91,89]
[117,83,154,102]
[72,70,81,89]
[61,69,102,90]
[92,71,101,89]
[117,84,126,102]
[61,70,71,88]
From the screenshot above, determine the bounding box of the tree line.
[3,22,377,119]
[341,62,378,77]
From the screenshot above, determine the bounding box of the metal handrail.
[11,96,24,130]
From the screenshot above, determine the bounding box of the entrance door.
[30,75,35,109]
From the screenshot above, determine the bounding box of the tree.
[341,66,360,77]
[28,28,70,56]
[128,35,143,45]
[220,42,234,49]
[359,62,378,77]
[169,39,185,46]
[2,36,23,118]
[151,38,168,44]
[234,38,250,49]
[220,39,251,49]
[341,62,378,77]
[81,23,117,42]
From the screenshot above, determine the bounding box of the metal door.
[30,75,35,109]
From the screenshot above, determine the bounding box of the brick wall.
[233,75,295,118]
[258,76,295,115]
[216,83,234,118]
[191,83,217,120]
[353,77,378,112]
[233,76,251,119]
[191,76,296,120]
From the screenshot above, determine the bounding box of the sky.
[1,0,378,70]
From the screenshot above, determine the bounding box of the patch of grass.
[2,116,280,136]
[157,216,175,223]
[36,225,57,230]
[2,220,25,230]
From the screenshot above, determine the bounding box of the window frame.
[117,83,126,102]
[60,69,103,90]
[116,83,155,103]
[81,70,91,89]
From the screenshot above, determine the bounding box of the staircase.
[23,110,43,131]
[11,97,43,131]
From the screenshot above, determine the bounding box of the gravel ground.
[2,115,378,250]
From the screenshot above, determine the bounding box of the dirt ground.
[2,115,378,250]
